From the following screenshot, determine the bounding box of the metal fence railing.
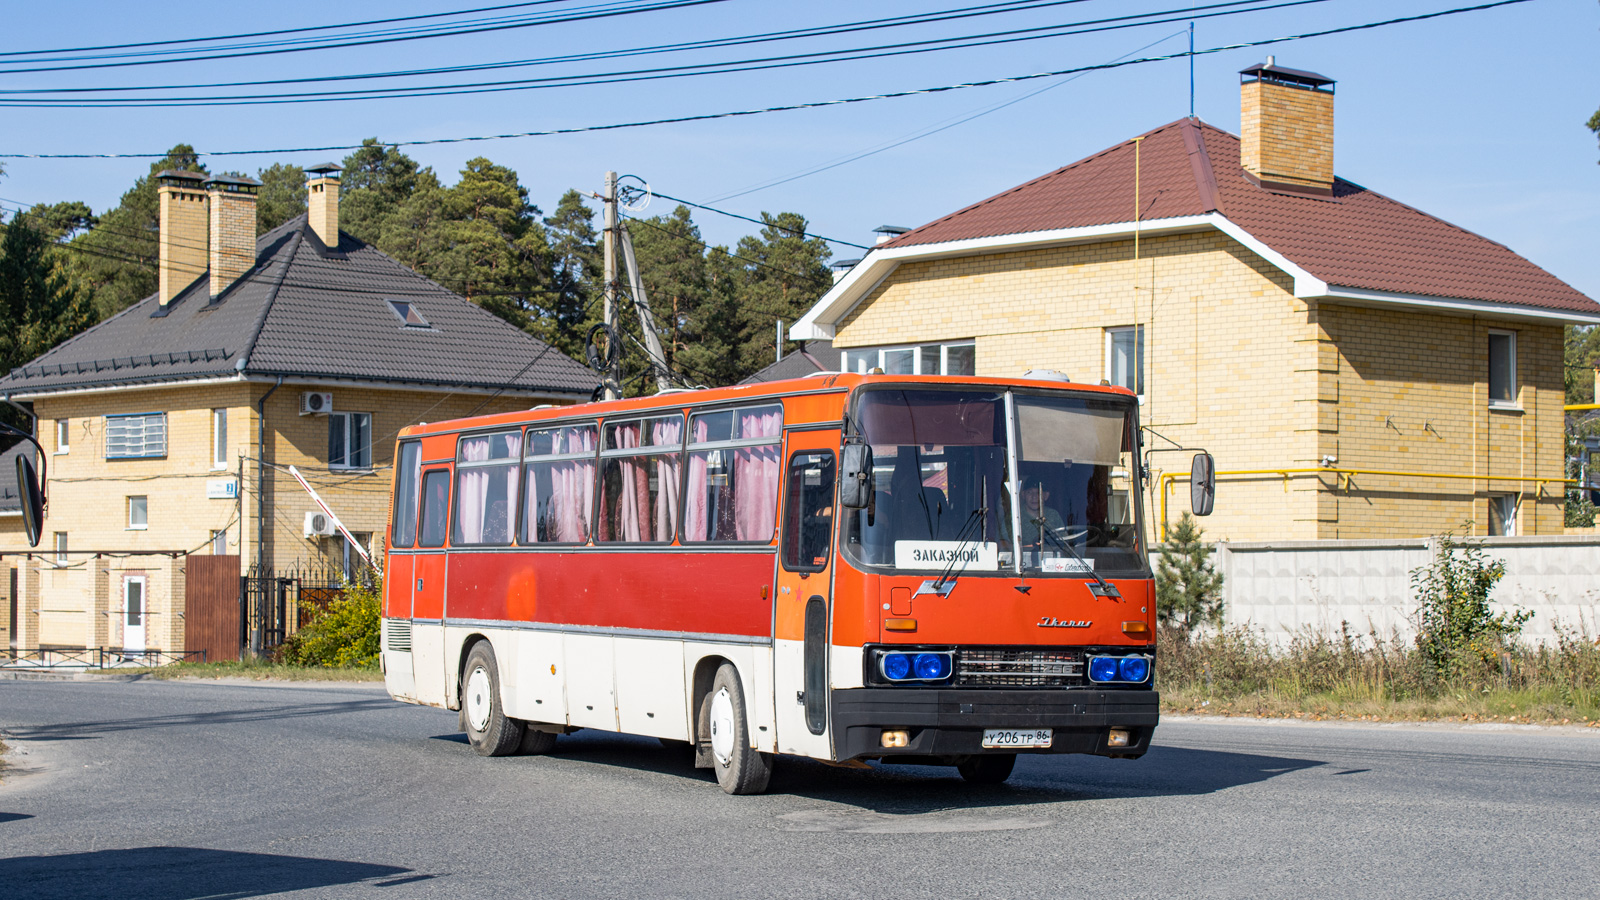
[1,648,208,669]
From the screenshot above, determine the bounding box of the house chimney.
[306,161,342,247]
[156,170,208,306]
[872,224,912,245]
[1239,59,1336,195]
[204,174,260,300]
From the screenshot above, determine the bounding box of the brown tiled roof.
[886,118,1597,315]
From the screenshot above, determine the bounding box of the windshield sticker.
[1041,557,1094,573]
[894,541,999,571]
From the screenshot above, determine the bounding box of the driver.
[1019,478,1066,545]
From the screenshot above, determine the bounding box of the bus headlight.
[1088,655,1151,684]
[874,649,954,683]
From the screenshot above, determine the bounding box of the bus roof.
[398,373,1136,439]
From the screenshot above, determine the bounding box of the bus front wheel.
[462,642,524,757]
[957,753,1016,785]
[704,663,772,795]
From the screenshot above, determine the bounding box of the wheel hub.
[466,665,492,732]
[709,687,735,766]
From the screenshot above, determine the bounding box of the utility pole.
[601,171,621,400]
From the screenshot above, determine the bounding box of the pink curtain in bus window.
[557,426,595,542]
[457,436,491,544]
[734,411,782,541]
[653,418,682,541]
[684,419,710,540]
[491,433,521,543]
[615,423,644,541]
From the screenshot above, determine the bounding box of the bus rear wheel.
[703,663,772,795]
[462,642,524,757]
[957,753,1016,785]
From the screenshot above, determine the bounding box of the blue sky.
[2,0,1596,300]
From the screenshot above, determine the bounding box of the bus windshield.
[842,387,1146,576]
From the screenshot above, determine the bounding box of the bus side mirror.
[16,452,44,547]
[1190,451,1215,517]
[839,443,872,509]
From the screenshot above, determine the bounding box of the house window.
[343,532,372,581]
[127,496,148,530]
[212,409,228,469]
[105,412,167,459]
[329,412,372,469]
[55,419,69,454]
[1106,326,1145,396]
[840,340,977,376]
[386,299,431,328]
[1488,494,1518,536]
[1488,330,1517,406]
[211,529,228,555]
[54,532,67,564]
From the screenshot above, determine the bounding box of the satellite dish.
[16,451,44,548]
[617,174,652,213]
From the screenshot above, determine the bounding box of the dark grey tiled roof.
[740,340,842,384]
[0,217,593,396]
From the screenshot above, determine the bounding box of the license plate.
[982,728,1052,748]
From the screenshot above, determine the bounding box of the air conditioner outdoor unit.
[299,391,333,415]
[303,511,336,539]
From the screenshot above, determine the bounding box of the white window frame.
[127,496,148,531]
[54,532,67,564]
[55,418,69,454]
[1488,493,1519,536]
[1105,325,1146,399]
[1487,329,1518,409]
[839,340,977,376]
[211,408,228,470]
[105,412,167,460]
[211,529,228,555]
[329,412,373,470]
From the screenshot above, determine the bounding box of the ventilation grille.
[384,619,412,652]
[955,647,1084,688]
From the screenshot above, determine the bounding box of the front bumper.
[831,688,1158,761]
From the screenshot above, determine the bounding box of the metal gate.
[241,566,295,654]
[187,555,241,661]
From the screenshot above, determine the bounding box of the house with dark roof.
[793,60,1600,542]
[0,165,591,655]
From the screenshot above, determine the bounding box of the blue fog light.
[1088,656,1118,683]
[882,652,912,681]
[1119,656,1150,683]
[913,652,950,680]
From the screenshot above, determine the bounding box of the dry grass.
[1157,625,1600,726]
[130,659,383,683]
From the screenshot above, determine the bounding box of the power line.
[0,0,1326,105]
[647,192,870,249]
[0,1,1098,86]
[0,0,733,74]
[620,212,833,290]
[0,0,1536,158]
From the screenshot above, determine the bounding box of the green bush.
[1410,531,1531,681]
[280,579,381,670]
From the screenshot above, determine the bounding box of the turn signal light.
[881,729,910,748]
[1107,728,1131,748]
[1122,621,1150,635]
[884,618,917,632]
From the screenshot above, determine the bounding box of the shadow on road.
[0,847,413,900]
[0,812,34,823]
[430,729,1325,811]
[6,699,395,742]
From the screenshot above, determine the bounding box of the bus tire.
[518,725,558,755]
[705,663,772,795]
[957,753,1016,785]
[462,642,524,757]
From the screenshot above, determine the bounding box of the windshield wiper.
[1032,517,1120,598]
[920,506,986,597]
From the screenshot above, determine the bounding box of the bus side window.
[782,452,836,572]
[418,469,452,548]
[392,442,422,548]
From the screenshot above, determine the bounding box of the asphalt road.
[1,678,1596,900]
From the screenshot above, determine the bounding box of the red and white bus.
[379,373,1212,793]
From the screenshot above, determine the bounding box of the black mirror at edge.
[17,452,43,547]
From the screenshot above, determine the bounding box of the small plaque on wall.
[207,478,238,500]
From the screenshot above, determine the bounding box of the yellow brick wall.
[831,229,1567,543]
[208,188,256,298]
[158,184,208,304]
[1241,80,1334,190]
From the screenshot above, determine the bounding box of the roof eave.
[1312,285,1600,326]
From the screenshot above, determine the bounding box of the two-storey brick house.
[792,61,1600,542]
[0,165,592,655]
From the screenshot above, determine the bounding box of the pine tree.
[1155,512,1225,633]
[255,163,306,234]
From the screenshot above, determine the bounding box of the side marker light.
[884,618,917,632]
[1122,620,1150,635]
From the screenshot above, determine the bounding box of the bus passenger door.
[412,467,452,709]
[773,436,838,759]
